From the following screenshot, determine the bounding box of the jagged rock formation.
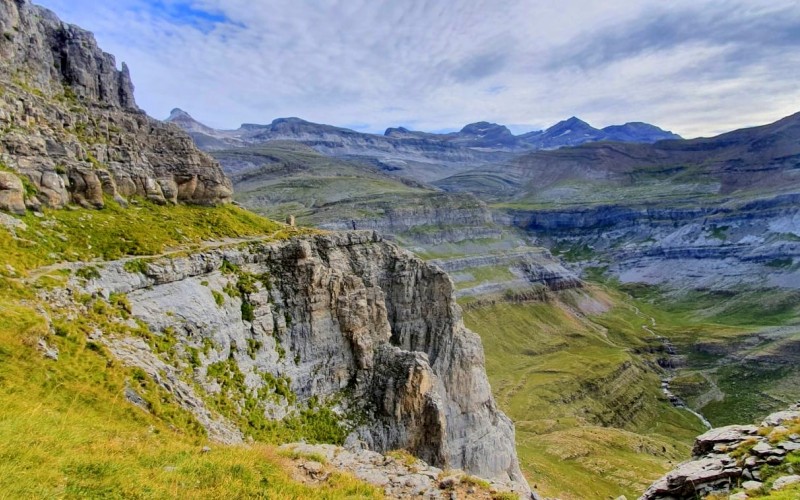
[641,403,800,499]
[75,231,529,493]
[0,0,232,212]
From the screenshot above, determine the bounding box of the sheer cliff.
[74,231,528,490]
[0,0,232,212]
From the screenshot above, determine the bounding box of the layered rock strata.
[76,231,528,492]
[0,0,232,212]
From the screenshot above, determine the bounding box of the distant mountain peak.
[166,108,198,122]
[547,116,594,133]
[460,121,512,136]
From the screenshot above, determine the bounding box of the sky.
[35,0,800,138]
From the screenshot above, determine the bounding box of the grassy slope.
[621,284,800,426]
[462,288,706,499]
[0,201,380,498]
[218,144,432,224]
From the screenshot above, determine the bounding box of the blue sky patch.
[144,1,229,31]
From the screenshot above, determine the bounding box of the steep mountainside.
[0,2,532,498]
[0,0,231,212]
[75,231,527,489]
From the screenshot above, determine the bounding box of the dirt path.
[23,233,283,284]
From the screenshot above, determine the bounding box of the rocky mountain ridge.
[0,0,232,213]
[166,108,679,178]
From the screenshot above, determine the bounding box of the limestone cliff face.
[0,0,232,212]
[79,231,527,490]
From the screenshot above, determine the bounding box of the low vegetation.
[462,287,706,499]
[0,197,308,277]
[0,202,377,498]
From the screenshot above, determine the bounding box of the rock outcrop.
[74,231,529,494]
[0,0,232,212]
[641,403,800,499]
[280,442,530,499]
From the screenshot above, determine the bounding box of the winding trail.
[22,233,287,284]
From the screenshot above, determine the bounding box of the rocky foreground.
[641,403,800,499]
[280,442,528,499]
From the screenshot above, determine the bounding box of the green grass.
[0,201,378,498]
[617,283,800,425]
[462,288,705,499]
[0,279,379,499]
[453,265,517,290]
[0,198,307,277]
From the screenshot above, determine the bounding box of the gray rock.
[124,385,148,410]
[742,480,762,491]
[640,456,741,499]
[0,0,232,210]
[779,441,800,452]
[0,172,26,214]
[762,411,800,427]
[751,441,777,456]
[773,475,800,490]
[692,425,760,456]
[80,232,529,493]
[36,338,59,361]
[728,493,747,500]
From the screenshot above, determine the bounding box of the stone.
[36,338,58,361]
[762,411,800,427]
[201,446,211,453]
[741,480,762,491]
[773,475,800,490]
[728,493,747,500]
[640,456,741,499]
[779,441,800,452]
[302,461,323,475]
[751,441,776,456]
[439,476,458,489]
[0,212,26,232]
[692,425,760,456]
[0,171,26,214]
[124,385,147,409]
[766,456,784,465]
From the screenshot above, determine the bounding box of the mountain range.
[167,108,680,154]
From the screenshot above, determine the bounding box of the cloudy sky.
[36,0,800,137]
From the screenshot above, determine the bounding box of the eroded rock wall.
[79,231,527,490]
[0,0,232,211]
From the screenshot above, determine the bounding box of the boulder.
[762,411,800,427]
[692,425,759,456]
[773,475,800,490]
[0,171,26,214]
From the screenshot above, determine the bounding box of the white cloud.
[35,0,800,137]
